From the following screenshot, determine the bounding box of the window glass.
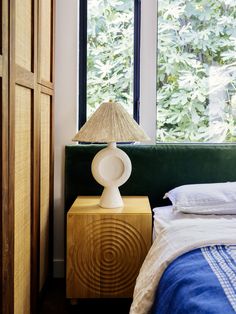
[157,0,236,142]
[87,0,134,118]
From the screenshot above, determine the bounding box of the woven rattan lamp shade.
[73,102,150,143]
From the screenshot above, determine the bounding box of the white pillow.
[152,205,235,241]
[164,182,236,214]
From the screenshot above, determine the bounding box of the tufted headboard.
[65,144,236,210]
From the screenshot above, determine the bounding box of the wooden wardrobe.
[0,0,54,313]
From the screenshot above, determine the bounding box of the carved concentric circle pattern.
[70,218,147,295]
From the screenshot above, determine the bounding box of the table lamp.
[72,101,150,208]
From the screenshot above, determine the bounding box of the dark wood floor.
[39,279,132,314]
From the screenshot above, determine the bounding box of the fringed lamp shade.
[73,101,150,208]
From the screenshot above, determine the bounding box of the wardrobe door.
[1,0,54,312]
[9,0,39,313]
[1,1,10,313]
[38,0,54,293]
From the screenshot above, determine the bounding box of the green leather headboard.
[65,144,236,210]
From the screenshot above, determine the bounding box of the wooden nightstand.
[66,196,152,300]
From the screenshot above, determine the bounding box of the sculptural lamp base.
[91,142,132,209]
[99,186,123,208]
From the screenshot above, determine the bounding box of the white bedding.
[130,213,236,314]
[152,205,236,240]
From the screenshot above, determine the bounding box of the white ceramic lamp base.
[99,186,123,208]
[91,142,132,208]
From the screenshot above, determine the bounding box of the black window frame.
[78,0,141,129]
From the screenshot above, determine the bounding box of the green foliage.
[157,0,236,142]
[87,0,133,117]
[87,0,236,142]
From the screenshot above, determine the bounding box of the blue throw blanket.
[151,245,236,314]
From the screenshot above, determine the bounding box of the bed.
[65,143,236,313]
[130,204,236,314]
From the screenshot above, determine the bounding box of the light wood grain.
[15,0,32,71]
[40,0,51,81]
[1,0,55,312]
[0,55,2,77]
[66,196,152,298]
[15,64,34,89]
[69,196,151,214]
[5,0,16,313]
[40,79,54,91]
[40,84,54,96]
[39,93,51,291]
[14,85,31,314]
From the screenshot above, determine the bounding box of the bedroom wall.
[54,0,157,277]
[54,0,78,277]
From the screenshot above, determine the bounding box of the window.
[157,0,236,142]
[79,0,141,129]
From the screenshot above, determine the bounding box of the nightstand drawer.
[66,196,152,299]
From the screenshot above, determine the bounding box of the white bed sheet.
[130,208,236,314]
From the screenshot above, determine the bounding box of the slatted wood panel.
[0,55,2,77]
[0,1,2,55]
[39,92,51,291]
[15,0,32,71]
[39,0,52,83]
[14,85,31,314]
[1,1,11,313]
[1,0,54,312]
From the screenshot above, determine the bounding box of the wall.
[54,0,78,276]
[54,0,157,277]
